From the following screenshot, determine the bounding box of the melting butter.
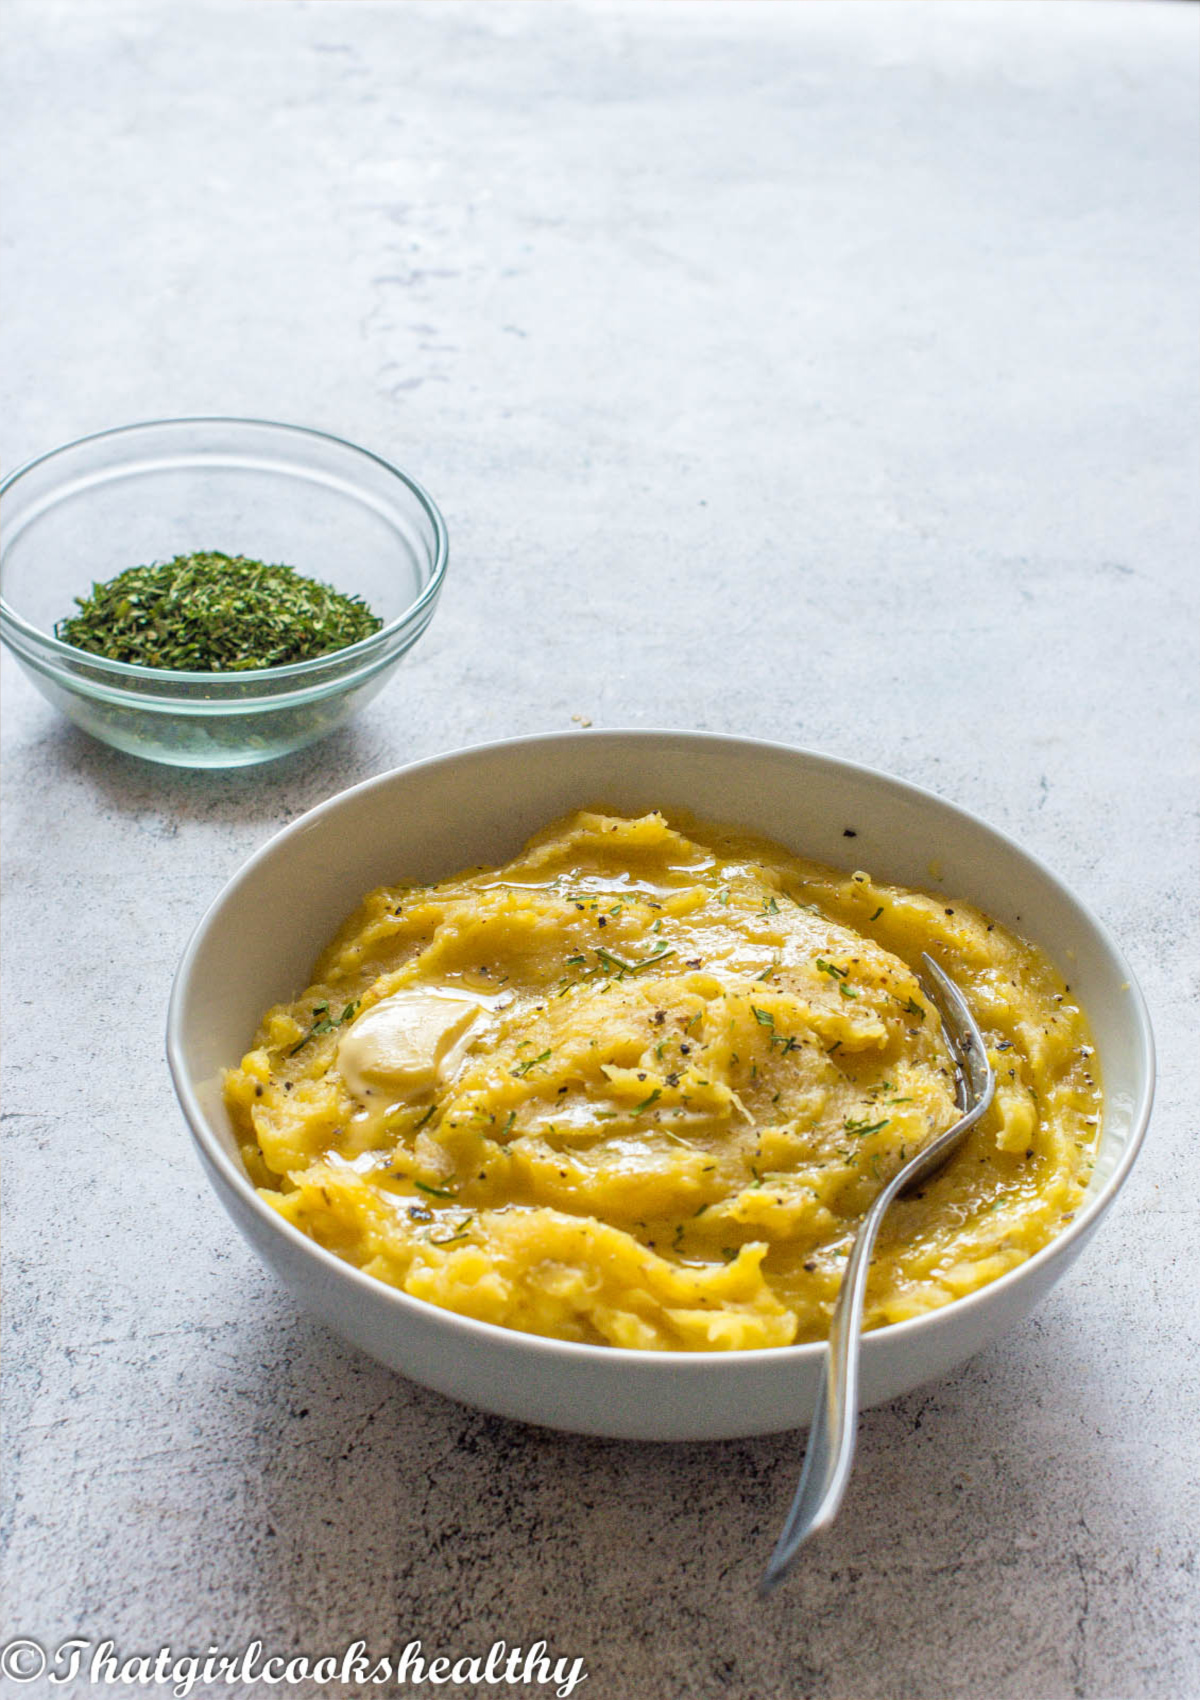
[337,987,504,1101]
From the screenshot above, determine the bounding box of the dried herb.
[430,1213,475,1246]
[56,551,383,671]
[845,1116,890,1136]
[289,999,360,1056]
[594,946,676,980]
[511,1049,552,1078]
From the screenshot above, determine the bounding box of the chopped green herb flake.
[595,945,676,980]
[511,1049,552,1078]
[845,1116,890,1136]
[288,996,360,1055]
[57,551,383,671]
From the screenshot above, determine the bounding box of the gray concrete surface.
[2,4,1197,1697]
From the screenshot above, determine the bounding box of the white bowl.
[166,732,1154,1440]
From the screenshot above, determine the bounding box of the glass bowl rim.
[0,415,450,687]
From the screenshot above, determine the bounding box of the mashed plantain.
[225,810,1101,1351]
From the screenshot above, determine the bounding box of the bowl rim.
[166,728,1156,1372]
[0,415,450,687]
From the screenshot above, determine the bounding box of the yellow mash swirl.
[225,810,1101,1351]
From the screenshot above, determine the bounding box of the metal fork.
[760,952,996,1594]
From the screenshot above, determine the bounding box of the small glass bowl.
[0,418,449,768]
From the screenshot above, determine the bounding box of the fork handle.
[760,1178,900,1593]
